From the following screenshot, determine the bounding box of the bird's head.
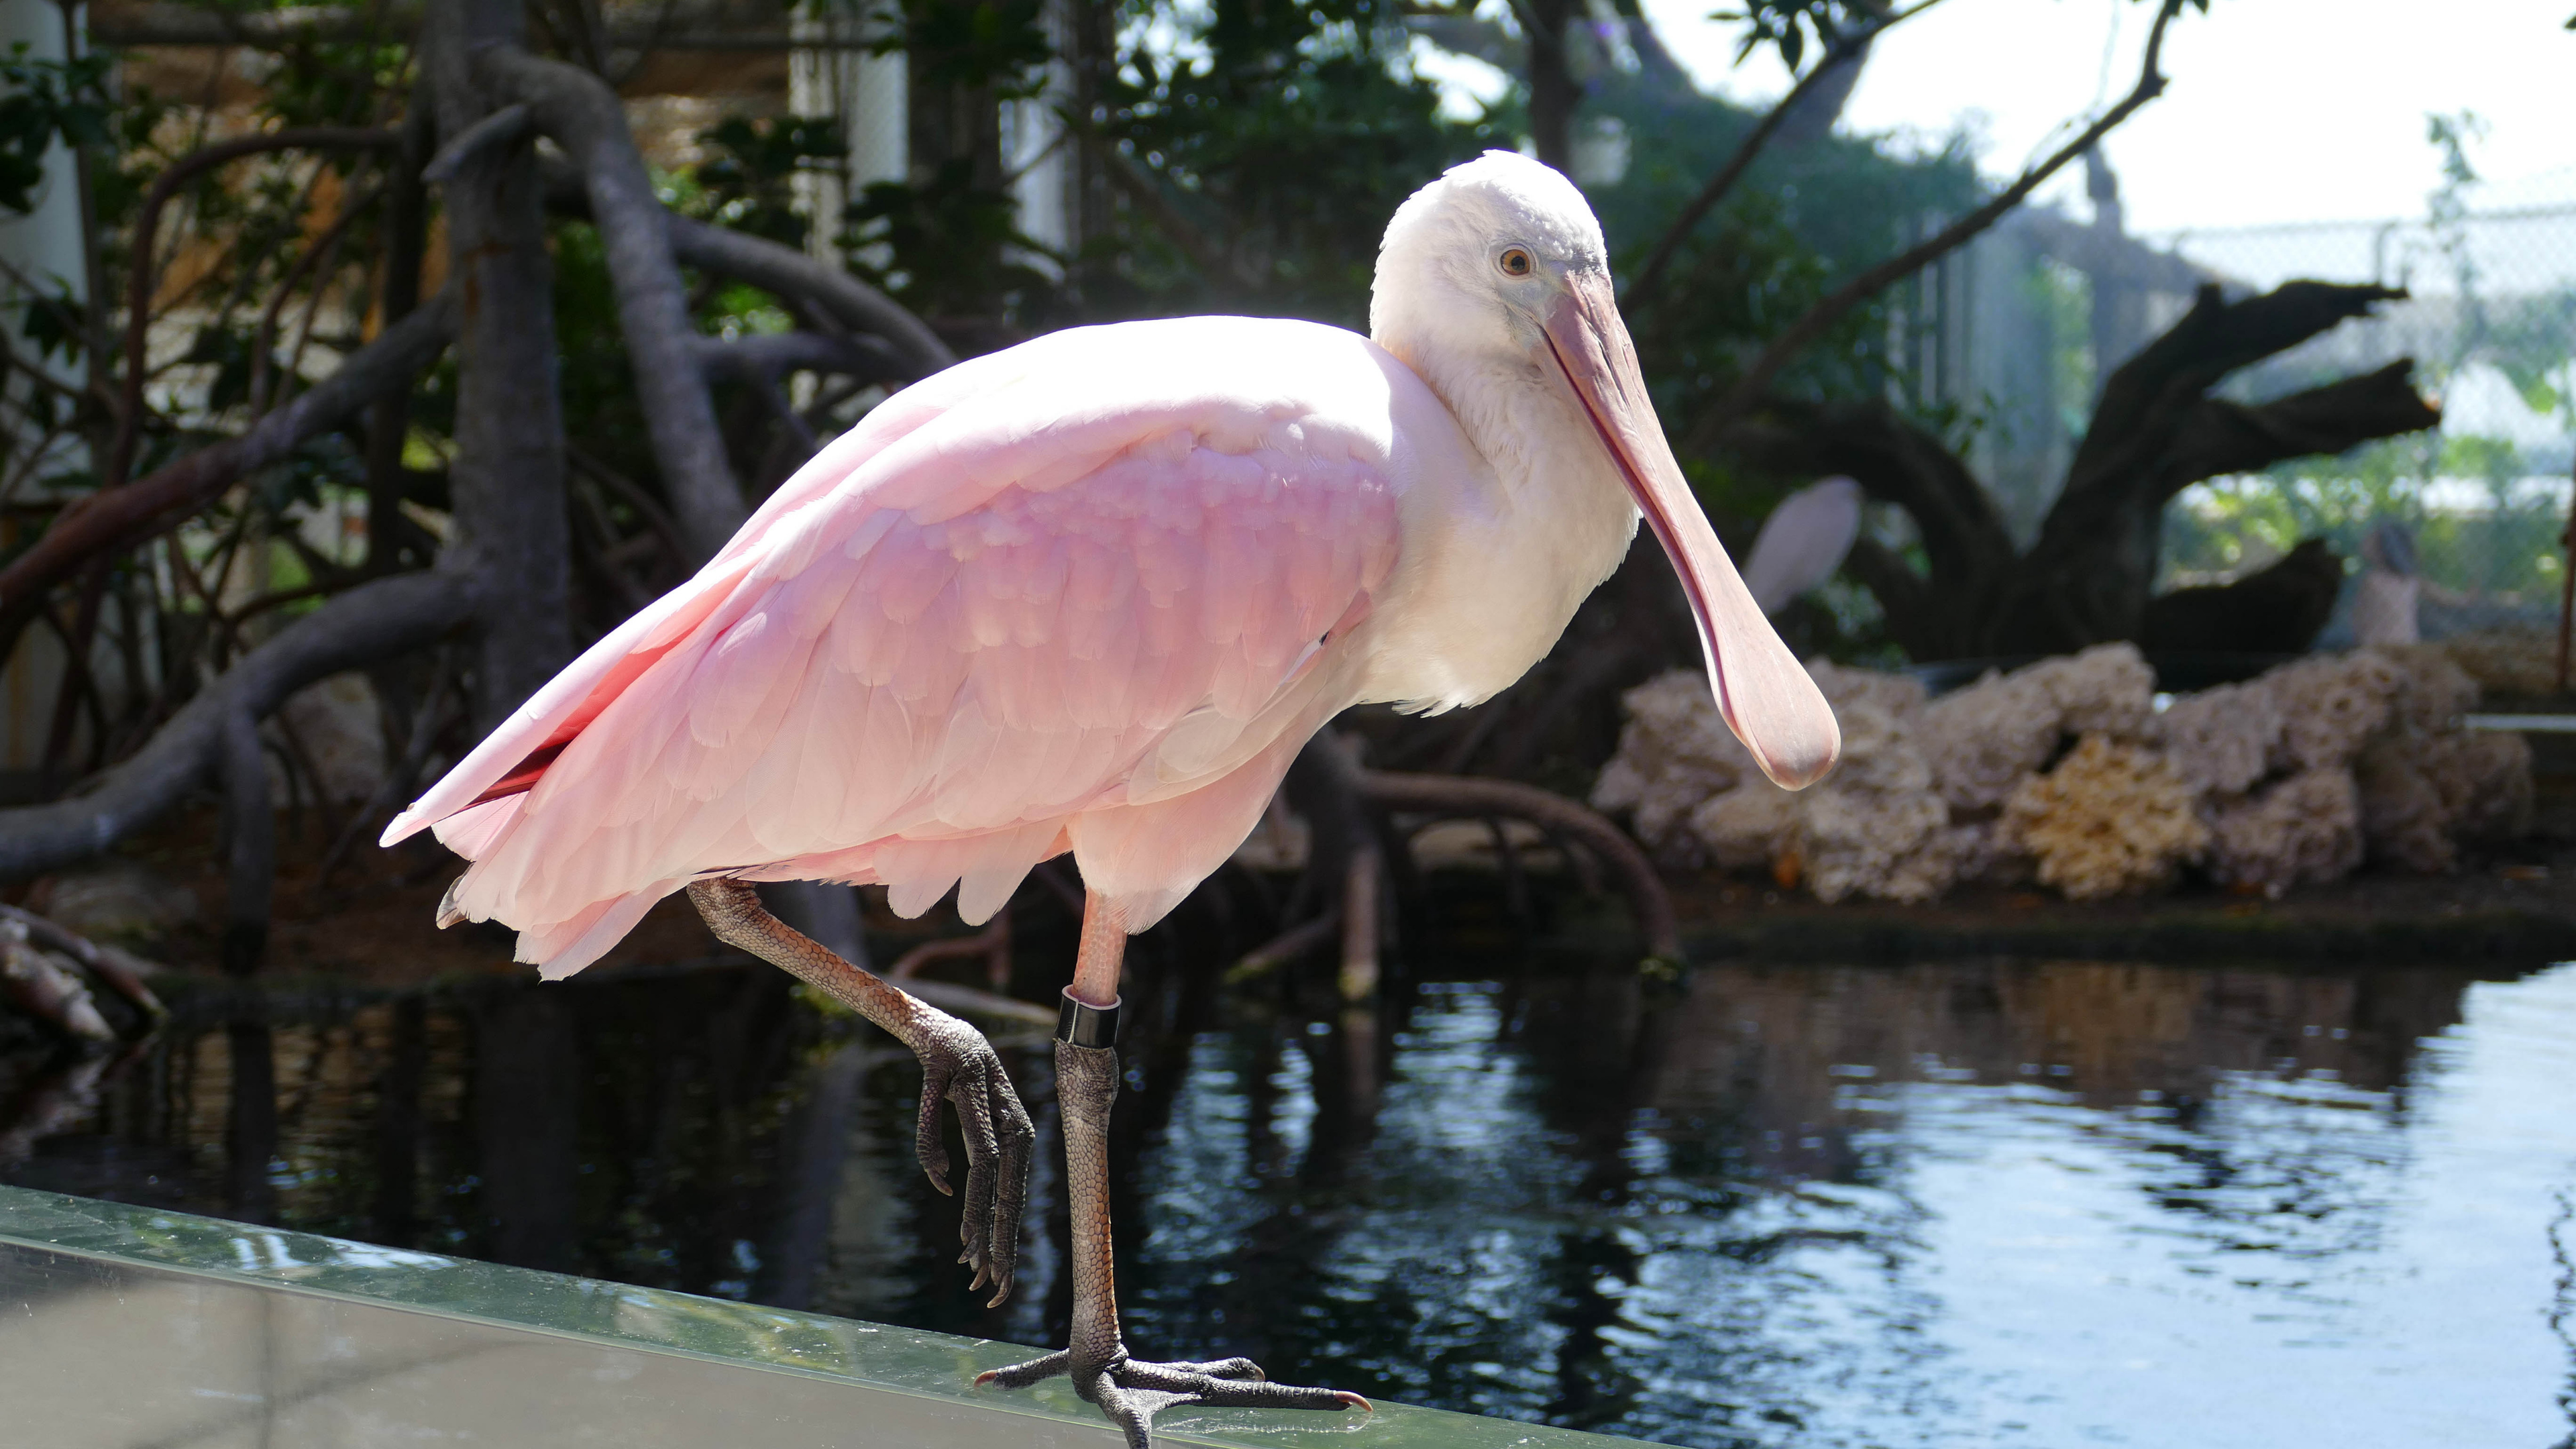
[1373,152,1841,790]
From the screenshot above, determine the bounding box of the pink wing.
[387,317,1403,977]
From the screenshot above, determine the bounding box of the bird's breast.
[1348,371,1643,715]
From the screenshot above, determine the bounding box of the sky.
[1633,0,2576,236]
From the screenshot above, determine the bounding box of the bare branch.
[692,329,906,386]
[421,102,532,183]
[0,290,460,665]
[1358,769,1680,961]
[217,703,274,975]
[109,126,405,488]
[565,444,689,566]
[541,154,955,378]
[0,903,164,1019]
[1626,0,1949,311]
[2157,361,2441,502]
[663,214,957,378]
[485,47,745,562]
[1692,0,2188,448]
[1718,396,2016,590]
[0,572,473,881]
[2068,280,2408,495]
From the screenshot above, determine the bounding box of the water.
[2,946,2571,1448]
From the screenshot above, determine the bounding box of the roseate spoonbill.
[1741,475,1864,615]
[385,151,1837,1445]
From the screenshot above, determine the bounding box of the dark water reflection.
[3,947,2572,1448]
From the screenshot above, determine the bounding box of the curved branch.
[0,902,164,1018]
[421,102,531,184]
[1627,0,1949,310]
[1358,769,1680,961]
[663,214,957,376]
[2157,360,2440,501]
[1693,0,2187,448]
[109,126,405,488]
[0,571,474,881]
[538,152,955,380]
[692,329,907,386]
[1840,535,1938,655]
[484,48,745,563]
[0,290,460,665]
[2066,280,2410,498]
[1719,397,2015,591]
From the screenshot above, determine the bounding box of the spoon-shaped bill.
[1540,270,1840,790]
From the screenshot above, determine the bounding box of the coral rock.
[2003,735,2208,901]
[2021,643,2158,740]
[2156,680,2283,797]
[2263,652,2401,772]
[1591,671,1762,867]
[2205,768,2363,898]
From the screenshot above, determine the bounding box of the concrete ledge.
[0,1185,1639,1449]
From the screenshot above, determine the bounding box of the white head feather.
[1370,152,1609,380]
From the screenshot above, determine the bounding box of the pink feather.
[392,317,1409,975]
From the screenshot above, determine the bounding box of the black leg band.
[1055,991,1120,1049]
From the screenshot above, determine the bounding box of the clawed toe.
[976,1346,1364,1448]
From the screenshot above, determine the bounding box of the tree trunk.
[487,47,752,561]
[1723,281,2440,659]
[427,0,574,732]
[1524,0,1576,172]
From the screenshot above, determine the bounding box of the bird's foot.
[976,1343,1368,1449]
[907,1008,1034,1306]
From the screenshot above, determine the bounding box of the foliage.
[847,164,1065,323]
[688,115,847,250]
[1085,0,1498,327]
[0,43,113,217]
[1711,0,1886,72]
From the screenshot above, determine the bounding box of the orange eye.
[1497,248,1534,278]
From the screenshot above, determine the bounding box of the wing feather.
[400,316,1408,972]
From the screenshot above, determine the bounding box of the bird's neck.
[1362,331,1642,712]
[1398,334,1639,559]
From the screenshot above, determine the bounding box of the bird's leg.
[975,892,1367,1448]
[688,879,1032,1305]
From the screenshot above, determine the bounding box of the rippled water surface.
[3,945,2571,1448]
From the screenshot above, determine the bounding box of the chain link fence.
[2148,204,2576,645]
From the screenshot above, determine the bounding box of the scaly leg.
[975,893,1368,1448]
[690,879,1032,1305]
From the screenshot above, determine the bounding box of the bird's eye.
[1497,247,1534,278]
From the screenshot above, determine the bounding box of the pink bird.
[386,152,1837,1445]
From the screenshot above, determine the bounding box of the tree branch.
[0,572,474,881]
[2065,280,2408,496]
[484,47,746,562]
[2156,360,2441,500]
[109,126,405,488]
[1839,535,1933,649]
[540,154,955,379]
[1626,0,1947,311]
[662,215,957,378]
[692,329,906,386]
[0,290,460,665]
[421,101,531,184]
[1719,396,2015,590]
[1358,769,1680,961]
[1692,0,2186,448]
